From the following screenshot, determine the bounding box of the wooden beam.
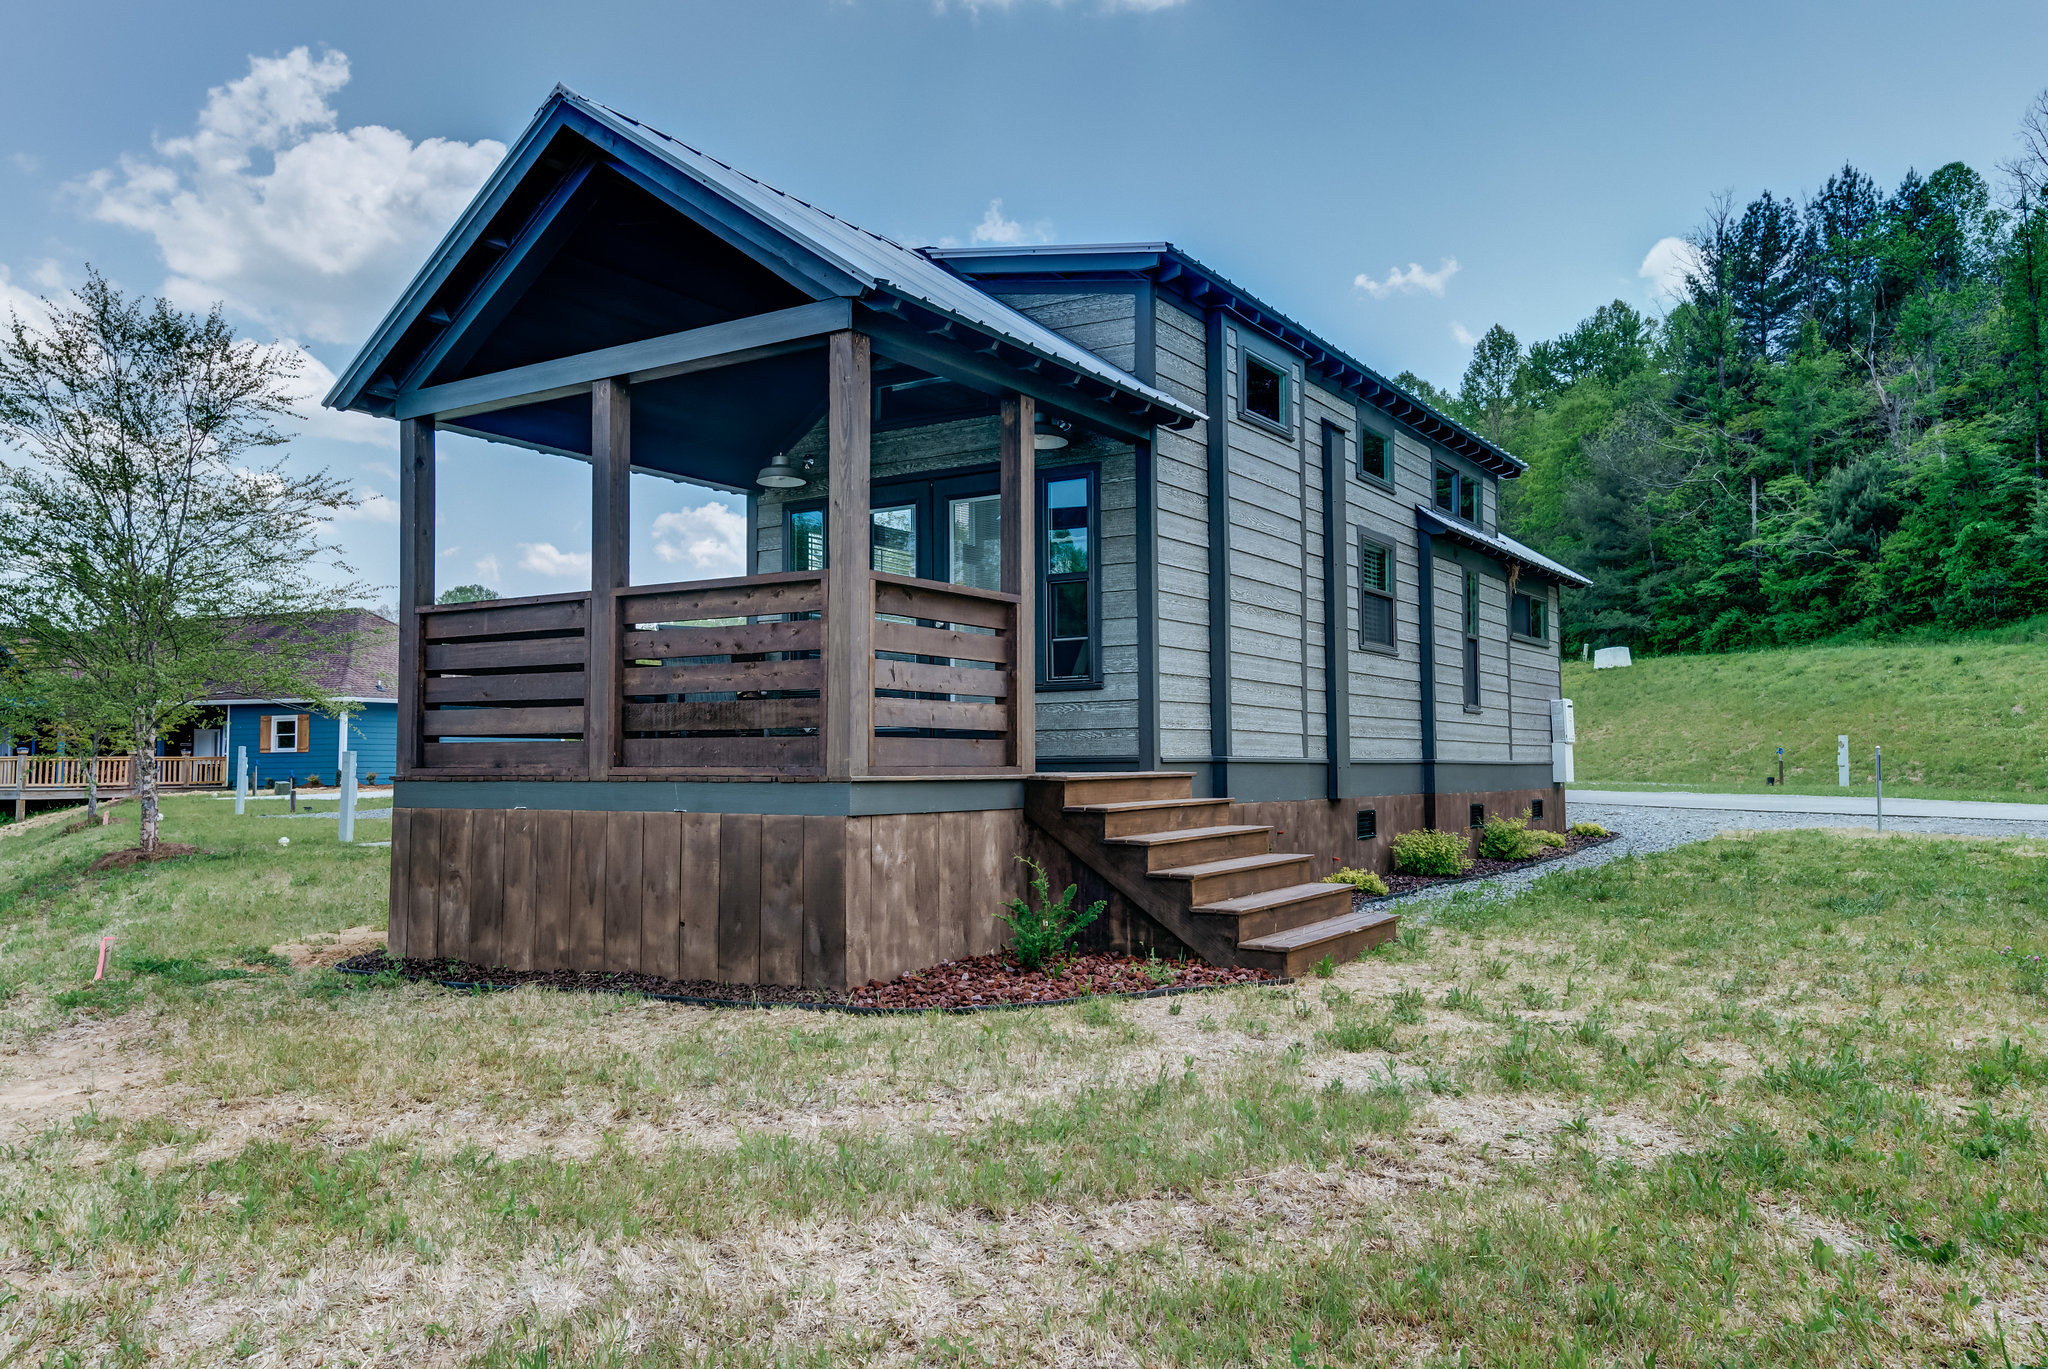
[823,331,872,781]
[999,392,1035,775]
[588,379,630,780]
[397,418,435,779]
[395,299,853,421]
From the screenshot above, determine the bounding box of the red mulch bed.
[88,843,199,872]
[336,948,1274,1012]
[1372,830,1621,899]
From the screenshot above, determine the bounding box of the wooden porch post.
[397,416,436,778]
[823,331,872,780]
[1000,393,1036,775]
[589,377,631,780]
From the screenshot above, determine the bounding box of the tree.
[437,584,500,604]
[1459,324,1523,443]
[0,272,366,852]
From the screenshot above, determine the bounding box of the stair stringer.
[1023,782,1244,968]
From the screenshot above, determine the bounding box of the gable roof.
[195,612,401,704]
[929,243,1525,477]
[325,88,1200,432]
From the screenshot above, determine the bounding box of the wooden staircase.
[1025,772,1398,976]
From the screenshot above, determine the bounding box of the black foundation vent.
[1530,798,1544,820]
[1470,803,1486,829]
[1355,808,1377,841]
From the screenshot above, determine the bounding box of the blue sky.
[5,0,2048,604]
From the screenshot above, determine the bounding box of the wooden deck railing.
[406,570,1025,781]
[0,755,228,790]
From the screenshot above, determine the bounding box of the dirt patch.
[269,925,386,970]
[87,843,199,872]
[336,948,1276,1011]
[0,1013,163,1134]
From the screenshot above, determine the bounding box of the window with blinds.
[1358,535,1395,650]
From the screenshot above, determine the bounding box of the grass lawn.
[3,797,2048,1364]
[1563,633,2048,799]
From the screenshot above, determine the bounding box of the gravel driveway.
[1384,800,2048,923]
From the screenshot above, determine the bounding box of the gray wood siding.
[1432,552,1513,764]
[1346,426,1425,760]
[1154,300,1213,761]
[1223,327,1307,759]
[1507,581,1562,762]
[1000,292,1137,374]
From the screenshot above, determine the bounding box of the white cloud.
[650,503,747,578]
[11,153,40,174]
[518,542,590,579]
[0,264,53,329]
[75,47,504,345]
[474,553,502,586]
[1450,321,1479,348]
[969,198,1052,246]
[257,340,391,445]
[1353,257,1459,299]
[1638,236,1699,303]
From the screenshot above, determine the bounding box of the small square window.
[1244,355,1286,426]
[1512,591,1548,641]
[1356,808,1378,841]
[270,716,297,752]
[1358,430,1389,483]
[1530,798,1544,821]
[1469,803,1486,829]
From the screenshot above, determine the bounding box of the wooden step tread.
[1151,852,1311,882]
[1194,882,1351,917]
[1032,771,1196,782]
[1239,908,1399,953]
[1065,798,1227,815]
[1103,824,1270,848]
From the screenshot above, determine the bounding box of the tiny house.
[192,611,402,788]
[325,88,1587,989]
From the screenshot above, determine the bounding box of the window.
[1041,469,1098,686]
[269,715,298,752]
[1358,535,1396,650]
[1241,352,1288,428]
[787,507,825,571]
[1435,462,1484,526]
[1355,808,1378,841]
[1462,571,1481,708]
[1469,803,1486,829]
[1512,590,1548,641]
[1358,429,1390,484]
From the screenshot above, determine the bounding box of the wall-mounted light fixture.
[755,453,805,489]
[1034,413,1072,451]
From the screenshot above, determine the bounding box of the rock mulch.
[335,948,1275,1013]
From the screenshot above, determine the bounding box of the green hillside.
[1563,628,2048,800]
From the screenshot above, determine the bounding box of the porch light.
[1034,413,1071,451]
[755,454,805,489]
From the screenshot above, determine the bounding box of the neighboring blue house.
[196,612,401,787]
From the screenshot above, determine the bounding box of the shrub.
[1534,828,1567,849]
[997,857,1105,970]
[1323,866,1389,896]
[1390,828,1471,877]
[1569,821,1611,838]
[1477,812,1544,861]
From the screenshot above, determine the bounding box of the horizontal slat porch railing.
[616,571,825,776]
[414,591,592,777]
[407,571,1027,782]
[868,572,1022,775]
[0,755,227,790]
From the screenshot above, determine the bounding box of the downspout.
[1321,421,1346,802]
[1417,526,1437,831]
[1204,306,1231,797]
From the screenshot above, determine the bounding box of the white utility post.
[1837,735,1850,787]
[235,746,248,815]
[1875,745,1884,832]
[338,749,357,844]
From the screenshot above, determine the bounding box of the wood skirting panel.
[389,805,1038,990]
[1229,785,1566,877]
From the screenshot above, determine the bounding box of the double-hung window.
[1462,571,1481,709]
[1041,468,1099,686]
[1358,535,1396,651]
[1511,590,1548,642]
[1435,462,1482,526]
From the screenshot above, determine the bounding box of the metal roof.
[928,242,1525,476]
[1415,505,1592,588]
[327,90,1202,430]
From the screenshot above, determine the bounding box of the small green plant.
[1533,828,1567,849]
[1967,1039,2026,1096]
[1387,988,1425,1024]
[1078,996,1120,1027]
[1323,866,1389,896]
[1389,828,1472,877]
[997,857,1105,970]
[1477,811,1544,861]
[1321,1015,1399,1052]
[1142,948,1176,986]
[1311,954,1337,979]
[2001,947,2048,997]
[1568,821,1611,838]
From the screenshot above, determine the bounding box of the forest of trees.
[1411,92,2048,655]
